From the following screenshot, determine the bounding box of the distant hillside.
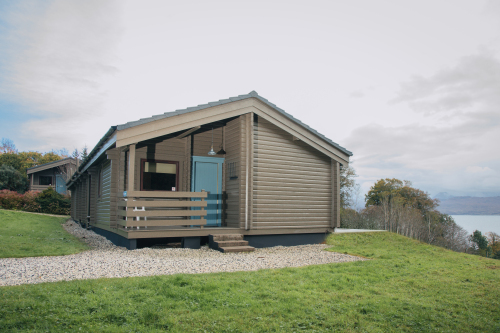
[437,196,500,215]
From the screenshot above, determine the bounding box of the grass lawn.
[0,210,89,258]
[1,232,499,332]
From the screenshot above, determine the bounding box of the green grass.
[0,210,89,258]
[1,232,499,332]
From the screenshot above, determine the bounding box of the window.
[228,162,238,179]
[140,159,179,191]
[39,176,52,186]
[97,169,102,198]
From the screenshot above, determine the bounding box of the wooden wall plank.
[252,117,332,229]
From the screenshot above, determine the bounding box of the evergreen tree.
[81,145,88,161]
[72,149,80,160]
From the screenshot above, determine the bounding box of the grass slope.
[0,210,89,258]
[1,232,499,332]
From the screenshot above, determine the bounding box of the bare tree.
[0,138,17,154]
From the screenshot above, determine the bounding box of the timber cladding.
[96,161,111,227]
[252,117,332,229]
[224,117,242,228]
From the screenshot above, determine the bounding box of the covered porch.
[111,119,234,238]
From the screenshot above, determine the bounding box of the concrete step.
[215,240,249,247]
[211,234,244,242]
[219,246,255,253]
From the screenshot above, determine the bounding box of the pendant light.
[208,127,216,155]
[217,126,226,155]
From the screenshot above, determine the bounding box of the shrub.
[35,187,71,215]
[22,191,41,212]
[0,188,70,215]
[0,189,23,210]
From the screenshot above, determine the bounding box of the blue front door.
[191,156,224,226]
[55,175,66,194]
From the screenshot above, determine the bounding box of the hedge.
[0,187,71,215]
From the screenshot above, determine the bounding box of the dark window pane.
[143,172,176,191]
[39,176,52,185]
[142,161,178,191]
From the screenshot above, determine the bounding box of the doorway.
[191,156,224,226]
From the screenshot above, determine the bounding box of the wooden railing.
[117,191,208,229]
[30,185,51,192]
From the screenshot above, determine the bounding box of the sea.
[451,215,500,235]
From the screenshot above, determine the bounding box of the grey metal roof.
[26,157,77,173]
[116,91,352,156]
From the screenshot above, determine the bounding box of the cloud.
[345,52,500,197]
[0,0,123,151]
[349,90,365,98]
[466,166,493,174]
[392,52,500,118]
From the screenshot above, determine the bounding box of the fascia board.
[116,100,255,147]
[251,100,350,164]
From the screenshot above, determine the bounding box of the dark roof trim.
[117,91,352,156]
[66,126,117,188]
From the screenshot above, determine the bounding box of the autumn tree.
[486,232,500,259]
[0,138,17,154]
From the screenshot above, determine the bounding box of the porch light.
[208,127,217,155]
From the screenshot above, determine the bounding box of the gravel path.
[0,220,366,286]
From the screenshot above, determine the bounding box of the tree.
[469,230,490,257]
[0,138,17,154]
[365,178,405,207]
[81,145,88,161]
[340,165,359,209]
[72,148,80,162]
[0,165,28,193]
[486,232,500,259]
[0,152,23,173]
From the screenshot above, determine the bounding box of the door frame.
[191,156,225,226]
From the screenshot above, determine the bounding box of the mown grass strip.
[1,232,499,332]
[0,210,89,258]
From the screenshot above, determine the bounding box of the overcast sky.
[1,0,499,198]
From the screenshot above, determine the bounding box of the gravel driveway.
[0,220,366,286]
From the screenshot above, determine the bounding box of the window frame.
[97,168,102,198]
[140,158,179,192]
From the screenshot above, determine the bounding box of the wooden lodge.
[27,157,77,194]
[67,91,352,250]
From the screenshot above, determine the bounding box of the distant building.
[27,157,77,194]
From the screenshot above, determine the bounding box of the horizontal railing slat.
[119,210,207,218]
[118,218,207,227]
[119,191,207,198]
[118,200,207,208]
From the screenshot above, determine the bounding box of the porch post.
[128,144,136,193]
[245,112,254,230]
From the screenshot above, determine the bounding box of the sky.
[0,0,499,199]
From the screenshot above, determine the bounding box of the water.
[451,215,500,235]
